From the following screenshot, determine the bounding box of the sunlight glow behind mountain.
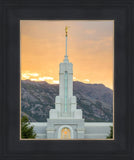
[21,20,114,89]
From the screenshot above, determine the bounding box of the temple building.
[30,27,113,139]
[46,26,84,139]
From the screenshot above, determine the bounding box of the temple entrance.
[61,128,71,139]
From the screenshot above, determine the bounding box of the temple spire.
[64,26,69,63]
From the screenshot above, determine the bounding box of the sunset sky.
[20,20,114,89]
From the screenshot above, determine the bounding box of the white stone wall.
[30,122,47,139]
[84,122,113,139]
[30,122,113,139]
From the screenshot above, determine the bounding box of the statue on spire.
[64,26,69,63]
[65,26,68,36]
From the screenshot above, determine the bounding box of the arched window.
[61,127,71,139]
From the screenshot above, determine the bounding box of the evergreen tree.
[21,115,36,139]
[107,126,113,139]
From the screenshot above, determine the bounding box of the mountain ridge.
[21,80,113,122]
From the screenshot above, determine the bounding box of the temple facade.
[46,26,84,139]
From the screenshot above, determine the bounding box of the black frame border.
[0,1,134,160]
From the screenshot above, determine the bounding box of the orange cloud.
[85,29,96,35]
[20,20,114,89]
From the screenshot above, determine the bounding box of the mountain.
[21,80,113,122]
